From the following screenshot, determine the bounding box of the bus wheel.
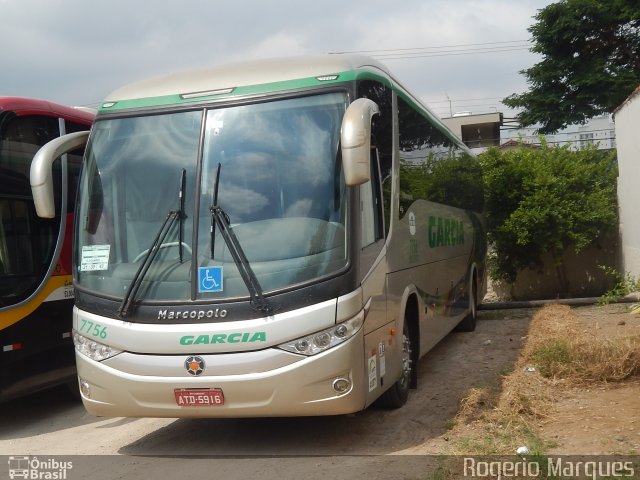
[377,321,413,408]
[455,275,477,332]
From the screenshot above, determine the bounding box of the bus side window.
[360,148,384,248]
[357,79,393,236]
[359,146,386,278]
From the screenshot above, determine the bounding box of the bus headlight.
[277,310,364,356]
[73,331,122,361]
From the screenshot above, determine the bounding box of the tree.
[480,142,618,296]
[503,0,640,134]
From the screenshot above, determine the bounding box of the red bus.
[0,97,94,401]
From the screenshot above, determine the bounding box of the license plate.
[174,388,224,407]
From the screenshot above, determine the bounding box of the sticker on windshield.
[80,245,110,271]
[199,266,223,293]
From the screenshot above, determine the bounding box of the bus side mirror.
[341,98,379,186]
[30,131,90,218]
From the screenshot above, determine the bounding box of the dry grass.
[525,304,640,383]
[455,386,496,424]
[448,304,640,456]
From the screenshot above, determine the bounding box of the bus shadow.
[119,308,535,456]
[0,384,103,439]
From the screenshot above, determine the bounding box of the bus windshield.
[76,92,349,305]
[0,112,67,306]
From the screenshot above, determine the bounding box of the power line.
[428,96,504,104]
[331,39,531,55]
[374,46,531,61]
[331,40,532,60]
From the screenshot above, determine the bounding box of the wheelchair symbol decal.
[198,266,223,293]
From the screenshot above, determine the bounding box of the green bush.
[598,267,640,305]
[479,141,618,296]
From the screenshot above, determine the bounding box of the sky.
[1,0,554,119]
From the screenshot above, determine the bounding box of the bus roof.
[102,54,392,110]
[98,54,463,149]
[0,96,95,124]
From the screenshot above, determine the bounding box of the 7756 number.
[79,319,107,339]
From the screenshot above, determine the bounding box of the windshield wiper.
[178,168,186,262]
[209,163,274,315]
[210,163,222,258]
[117,169,186,318]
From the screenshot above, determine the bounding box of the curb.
[479,293,640,310]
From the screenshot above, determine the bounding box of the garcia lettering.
[180,331,267,345]
[428,216,464,248]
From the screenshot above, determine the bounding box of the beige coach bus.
[31,55,486,417]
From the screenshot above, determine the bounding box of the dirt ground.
[434,301,640,457]
[0,302,638,479]
[536,304,640,455]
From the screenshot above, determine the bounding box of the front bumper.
[76,330,366,418]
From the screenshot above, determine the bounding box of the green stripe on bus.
[100,70,360,112]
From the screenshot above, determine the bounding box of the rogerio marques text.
[462,457,636,479]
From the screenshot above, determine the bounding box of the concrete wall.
[614,86,640,279]
[491,235,620,301]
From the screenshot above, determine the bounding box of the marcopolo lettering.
[158,308,227,320]
[428,216,465,248]
[180,332,267,345]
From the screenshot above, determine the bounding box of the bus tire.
[455,274,477,332]
[377,320,413,408]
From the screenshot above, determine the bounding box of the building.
[614,85,640,279]
[441,112,503,152]
[576,115,616,149]
[440,110,615,152]
[499,115,616,150]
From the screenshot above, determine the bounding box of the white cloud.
[236,31,309,61]
[0,0,552,113]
